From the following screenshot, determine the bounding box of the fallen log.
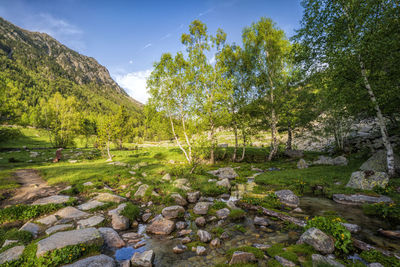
[377,229,400,239]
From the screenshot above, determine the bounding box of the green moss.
[120,202,140,221]
[267,259,282,267]
[266,243,285,257]
[211,227,225,236]
[186,241,206,250]
[363,202,400,226]
[0,228,32,248]
[226,246,264,259]
[233,225,246,233]
[228,208,245,220]
[87,202,117,212]
[278,251,298,263]
[212,201,228,210]
[240,194,281,210]
[360,249,400,267]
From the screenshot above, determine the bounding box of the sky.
[0,0,304,103]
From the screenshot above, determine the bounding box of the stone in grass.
[2,240,18,248]
[311,254,344,267]
[176,221,186,230]
[173,244,187,254]
[131,250,154,267]
[187,191,200,203]
[298,227,334,254]
[216,178,231,189]
[196,246,207,256]
[55,206,89,220]
[341,223,361,233]
[208,167,238,180]
[210,238,221,248]
[297,159,308,169]
[36,215,58,226]
[77,215,105,229]
[63,254,116,267]
[134,184,149,198]
[32,195,72,205]
[45,224,73,235]
[254,216,269,227]
[108,204,129,231]
[229,251,256,265]
[216,208,230,219]
[99,227,125,248]
[346,171,389,190]
[94,193,126,203]
[332,194,392,205]
[195,217,206,227]
[146,216,175,235]
[275,190,299,208]
[193,202,212,215]
[161,206,185,219]
[170,193,187,206]
[181,236,191,244]
[197,230,212,243]
[77,200,106,211]
[275,255,296,267]
[0,245,25,264]
[19,222,41,238]
[36,227,103,257]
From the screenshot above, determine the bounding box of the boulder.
[142,213,152,222]
[173,179,191,191]
[32,195,72,205]
[45,224,73,235]
[297,159,308,169]
[134,185,149,198]
[195,217,206,227]
[229,251,256,265]
[0,245,25,264]
[94,193,126,203]
[311,254,344,267]
[170,193,187,206]
[77,215,105,229]
[131,250,154,267]
[181,236,191,244]
[341,223,361,234]
[254,216,269,226]
[146,217,175,235]
[275,255,296,267]
[332,194,392,205]
[55,206,89,220]
[196,246,207,256]
[77,200,106,211]
[332,156,348,166]
[197,230,212,242]
[208,167,238,180]
[63,254,116,267]
[360,150,400,173]
[177,229,192,237]
[173,244,187,254]
[98,227,125,248]
[20,222,41,238]
[193,202,212,215]
[298,227,335,254]
[275,190,299,208]
[161,173,171,181]
[176,221,186,230]
[161,206,185,219]
[187,191,200,203]
[253,243,271,251]
[36,228,103,257]
[313,156,348,166]
[346,171,389,190]
[367,263,384,267]
[216,178,231,189]
[216,208,230,219]
[108,204,130,231]
[284,150,304,159]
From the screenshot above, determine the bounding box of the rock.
[195,217,206,227]
[130,250,154,267]
[313,156,348,166]
[254,216,269,226]
[341,223,361,233]
[196,246,207,256]
[94,193,126,203]
[178,229,192,237]
[284,150,304,159]
[311,254,344,267]
[170,193,188,206]
[37,215,58,226]
[181,236,191,244]
[346,171,389,190]
[173,244,187,254]
[36,228,103,257]
[253,243,271,251]
[98,227,125,248]
[108,204,130,231]
[55,206,89,220]
[367,263,384,267]
[210,238,221,248]
[32,195,71,205]
[360,150,400,173]
[134,185,149,198]
[161,206,185,219]
[220,232,230,240]
[275,190,299,208]
[77,200,106,211]
[173,179,191,191]
[333,156,348,166]
[122,232,142,243]
[208,167,238,180]
[332,194,392,205]
[63,254,116,267]
[2,240,18,248]
[162,173,171,181]
[298,227,335,254]
[176,221,186,230]
[0,245,25,264]
[146,217,175,235]
[199,196,215,202]
[83,181,94,186]
[20,222,41,238]
[226,201,237,210]
[377,229,400,239]
[142,213,152,222]
[77,215,105,228]
[45,224,73,235]
[297,159,308,169]
[193,202,212,215]
[120,260,131,267]
[229,251,256,265]
[187,191,200,203]
[216,178,231,189]
[275,255,296,267]
[216,208,230,219]
[197,230,212,242]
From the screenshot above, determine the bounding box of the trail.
[1,169,61,207]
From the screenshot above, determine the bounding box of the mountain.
[0,17,141,123]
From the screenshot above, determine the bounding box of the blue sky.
[0,0,304,103]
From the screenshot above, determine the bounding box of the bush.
[305,216,351,253]
[228,209,246,220]
[121,202,140,221]
[240,193,282,210]
[0,127,22,143]
[363,202,400,226]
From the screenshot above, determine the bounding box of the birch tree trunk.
[359,57,395,177]
[286,123,292,150]
[232,122,238,162]
[239,126,246,162]
[168,111,191,163]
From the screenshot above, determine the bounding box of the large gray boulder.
[131,250,154,267]
[193,202,212,215]
[36,228,103,257]
[63,254,116,267]
[161,206,185,219]
[298,227,335,254]
[0,245,25,264]
[313,156,348,166]
[360,150,400,173]
[346,171,389,190]
[55,206,89,220]
[275,190,299,208]
[146,216,175,235]
[170,193,187,206]
[332,194,392,205]
[98,227,125,248]
[32,195,72,205]
[208,167,238,180]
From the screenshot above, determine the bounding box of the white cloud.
[115,69,152,104]
[143,43,152,49]
[129,60,133,64]
[161,33,171,40]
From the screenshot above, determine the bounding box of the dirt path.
[1,169,61,207]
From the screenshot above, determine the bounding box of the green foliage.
[226,246,264,259]
[228,208,245,220]
[186,241,206,250]
[266,243,285,257]
[211,201,228,210]
[0,228,33,248]
[305,216,351,253]
[360,249,400,267]
[0,127,22,143]
[362,202,400,225]
[233,225,246,233]
[198,184,229,197]
[120,202,140,221]
[211,226,225,236]
[240,193,282,209]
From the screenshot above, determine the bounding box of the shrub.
[240,193,282,210]
[305,216,351,253]
[212,201,228,210]
[228,209,246,220]
[120,202,140,221]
